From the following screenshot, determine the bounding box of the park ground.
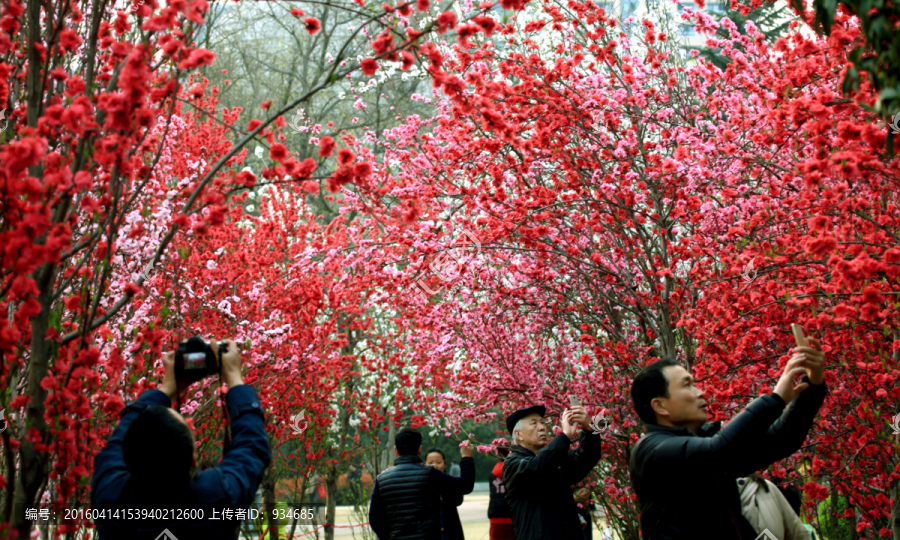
[246,487,619,539]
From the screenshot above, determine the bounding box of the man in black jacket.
[629,338,828,540]
[369,427,476,540]
[503,404,603,540]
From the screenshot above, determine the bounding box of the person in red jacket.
[488,447,514,540]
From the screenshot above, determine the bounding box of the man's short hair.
[395,427,422,456]
[511,418,524,445]
[123,406,194,493]
[631,358,682,425]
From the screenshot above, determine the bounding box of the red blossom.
[297,158,318,178]
[319,136,336,157]
[361,58,379,75]
[808,215,831,233]
[337,147,356,165]
[326,166,355,192]
[177,48,216,70]
[472,15,498,36]
[304,17,321,35]
[269,143,289,163]
[401,201,422,224]
[803,235,838,258]
[401,51,415,71]
[102,395,125,417]
[236,170,257,187]
[353,162,373,178]
[437,11,457,33]
[59,29,82,52]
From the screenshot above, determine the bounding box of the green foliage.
[815,492,858,540]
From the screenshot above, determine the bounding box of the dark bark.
[264,470,279,540]
[286,476,308,540]
[379,422,397,474]
[324,465,338,540]
[892,472,899,540]
[12,267,55,539]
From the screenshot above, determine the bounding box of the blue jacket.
[91,386,272,540]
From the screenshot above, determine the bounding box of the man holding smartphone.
[503,401,604,540]
[628,334,828,539]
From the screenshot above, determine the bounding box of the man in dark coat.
[629,338,828,540]
[369,427,476,540]
[92,340,271,540]
[503,404,604,540]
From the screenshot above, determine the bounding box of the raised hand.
[561,409,579,440]
[774,354,810,405]
[568,406,591,431]
[793,336,825,385]
[159,352,183,400]
[213,339,243,387]
[460,440,474,458]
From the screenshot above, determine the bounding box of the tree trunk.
[379,423,397,474]
[12,267,55,539]
[892,474,900,540]
[324,464,338,540]
[286,476,307,540]
[264,470,279,540]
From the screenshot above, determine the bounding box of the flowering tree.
[348,0,900,536]
[0,0,495,537]
[3,0,897,537]
[779,0,900,137]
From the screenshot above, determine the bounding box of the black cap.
[506,405,546,435]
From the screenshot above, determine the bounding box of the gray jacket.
[737,476,811,540]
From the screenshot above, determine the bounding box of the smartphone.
[569,395,581,408]
[791,324,806,348]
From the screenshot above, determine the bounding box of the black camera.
[174,336,226,386]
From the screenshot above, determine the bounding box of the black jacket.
[503,431,604,540]
[630,380,828,540]
[440,486,466,540]
[369,455,475,540]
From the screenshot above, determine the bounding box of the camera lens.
[184,352,206,370]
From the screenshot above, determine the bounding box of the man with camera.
[92,338,272,540]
